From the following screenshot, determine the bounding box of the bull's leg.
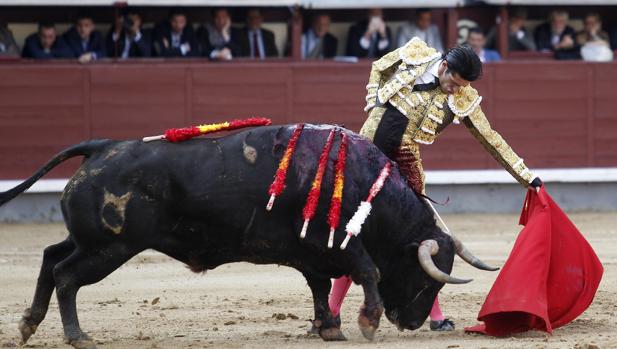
[302,273,345,341]
[348,246,383,341]
[19,238,75,345]
[53,244,137,349]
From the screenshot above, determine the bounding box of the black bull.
[1,124,483,348]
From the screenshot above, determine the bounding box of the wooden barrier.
[1,59,616,179]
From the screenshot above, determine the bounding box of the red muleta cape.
[465,186,603,336]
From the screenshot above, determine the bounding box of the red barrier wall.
[1,60,616,179]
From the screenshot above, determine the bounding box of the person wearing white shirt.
[238,8,278,59]
[107,9,152,58]
[154,8,198,58]
[301,13,338,59]
[346,8,392,58]
[396,8,444,53]
[317,39,543,337]
[197,8,240,61]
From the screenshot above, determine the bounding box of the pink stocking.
[328,276,353,317]
[429,295,445,321]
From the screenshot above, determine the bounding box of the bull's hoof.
[357,305,382,341]
[18,308,38,345]
[319,327,346,341]
[70,339,97,349]
[358,320,377,341]
[65,334,97,349]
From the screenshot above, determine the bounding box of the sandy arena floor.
[1,213,616,349]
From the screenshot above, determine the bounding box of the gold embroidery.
[463,106,534,186]
[399,37,442,65]
[361,37,534,189]
[448,85,482,117]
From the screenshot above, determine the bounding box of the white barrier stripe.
[3,168,617,193]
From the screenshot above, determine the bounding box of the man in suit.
[346,8,392,58]
[236,8,278,59]
[301,13,337,59]
[396,8,444,52]
[534,10,578,59]
[486,9,535,52]
[0,22,20,57]
[153,8,199,58]
[106,8,152,58]
[22,22,73,59]
[63,13,106,63]
[467,27,500,62]
[197,8,240,61]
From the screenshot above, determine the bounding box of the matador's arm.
[449,86,535,187]
[462,106,535,187]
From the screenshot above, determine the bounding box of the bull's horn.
[450,234,500,271]
[418,239,472,284]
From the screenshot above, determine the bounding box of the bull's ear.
[404,242,419,254]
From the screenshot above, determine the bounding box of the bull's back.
[60,125,394,256]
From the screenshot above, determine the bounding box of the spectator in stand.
[396,8,444,52]
[486,9,535,51]
[346,8,392,58]
[0,22,20,57]
[106,8,152,58]
[22,22,73,59]
[197,8,240,61]
[63,13,106,63]
[534,10,578,59]
[237,8,278,59]
[576,13,609,46]
[467,27,500,62]
[301,13,337,59]
[153,8,199,58]
[577,13,613,61]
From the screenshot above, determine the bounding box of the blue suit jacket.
[21,34,74,59]
[63,27,106,58]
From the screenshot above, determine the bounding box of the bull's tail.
[0,139,112,206]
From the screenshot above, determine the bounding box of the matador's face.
[437,60,470,95]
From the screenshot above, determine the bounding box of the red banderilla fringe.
[300,129,336,238]
[327,132,348,248]
[266,123,304,211]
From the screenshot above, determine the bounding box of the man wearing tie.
[301,13,338,59]
[319,38,543,334]
[237,8,278,59]
[153,8,199,58]
[106,9,152,59]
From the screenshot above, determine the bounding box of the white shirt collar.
[415,59,442,85]
[427,59,441,79]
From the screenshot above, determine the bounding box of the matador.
[326,37,543,332]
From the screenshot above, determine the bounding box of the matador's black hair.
[442,44,483,82]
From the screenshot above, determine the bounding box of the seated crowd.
[1,7,616,61]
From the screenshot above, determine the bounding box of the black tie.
[413,78,440,92]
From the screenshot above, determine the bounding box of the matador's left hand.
[529,177,543,192]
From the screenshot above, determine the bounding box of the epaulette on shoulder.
[373,49,401,72]
[448,85,483,118]
[398,37,442,66]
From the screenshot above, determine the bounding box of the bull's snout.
[385,309,398,323]
[386,309,424,331]
[385,309,404,331]
[406,321,423,330]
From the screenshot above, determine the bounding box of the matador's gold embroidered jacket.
[359,37,535,190]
